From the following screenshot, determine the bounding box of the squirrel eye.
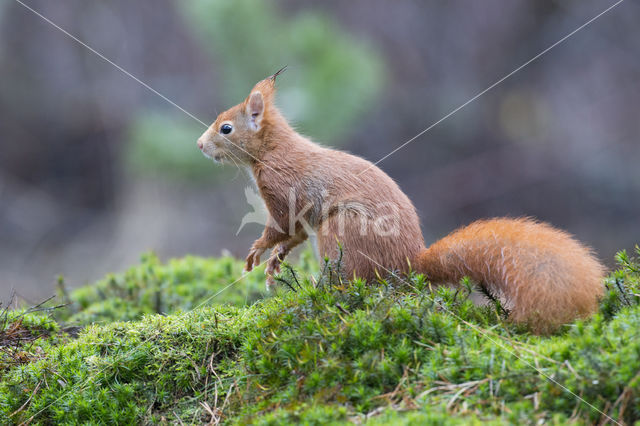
[220,124,233,135]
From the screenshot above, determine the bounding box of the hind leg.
[316,216,382,282]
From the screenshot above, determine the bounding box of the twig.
[10,380,42,417]
[335,303,350,316]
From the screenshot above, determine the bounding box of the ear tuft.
[269,65,287,82]
[247,91,264,131]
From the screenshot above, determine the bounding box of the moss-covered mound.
[1,246,639,424]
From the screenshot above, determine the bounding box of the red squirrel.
[197,70,605,333]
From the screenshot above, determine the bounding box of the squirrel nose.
[197,140,204,150]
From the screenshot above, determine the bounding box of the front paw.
[245,246,265,272]
[265,245,287,275]
[265,253,282,277]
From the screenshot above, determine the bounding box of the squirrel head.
[197,67,288,165]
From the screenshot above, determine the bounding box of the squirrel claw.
[265,255,282,277]
[266,275,277,292]
[245,246,265,272]
[265,245,287,276]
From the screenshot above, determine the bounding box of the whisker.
[227,151,253,181]
[226,152,242,180]
[230,151,252,180]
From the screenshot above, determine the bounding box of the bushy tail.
[416,217,606,333]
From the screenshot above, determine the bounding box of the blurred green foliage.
[126,0,384,181]
[125,113,226,180]
[182,0,385,140]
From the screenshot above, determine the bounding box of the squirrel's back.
[416,217,606,333]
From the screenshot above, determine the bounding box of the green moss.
[1,246,639,424]
[57,250,317,326]
[2,307,248,424]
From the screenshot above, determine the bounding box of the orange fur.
[419,218,605,333]
[198,73,606,333]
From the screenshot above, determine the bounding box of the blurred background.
[1,0,638,302]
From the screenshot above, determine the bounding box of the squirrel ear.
[248,67,284,107]
[247,91,264,131]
